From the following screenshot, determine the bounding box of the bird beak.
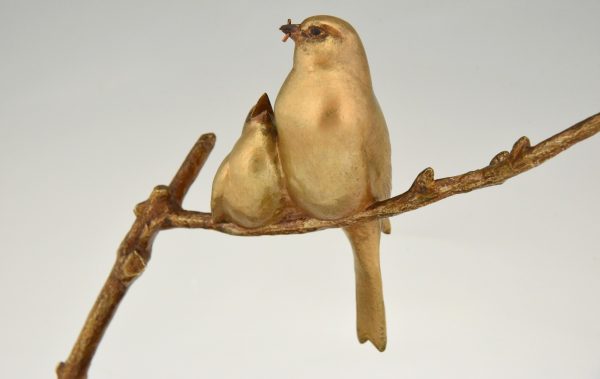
[280,22,301,42]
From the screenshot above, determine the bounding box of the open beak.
[280,20,300,42]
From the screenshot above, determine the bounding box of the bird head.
[280,15,371,78]
[243,93,275,135]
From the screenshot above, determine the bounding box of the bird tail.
[343,220,387,351]
[381,218,392,234]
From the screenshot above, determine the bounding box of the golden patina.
[55,14,600,379]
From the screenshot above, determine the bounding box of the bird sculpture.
[212,15,391,351]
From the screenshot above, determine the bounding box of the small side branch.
[169,133,216,206]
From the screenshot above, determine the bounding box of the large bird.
[275,15,392,351]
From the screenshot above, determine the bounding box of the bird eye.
[309,27,322,36]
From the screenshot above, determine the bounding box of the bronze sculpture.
[56,14,600,379]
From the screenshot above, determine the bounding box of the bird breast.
[275,71,374,220]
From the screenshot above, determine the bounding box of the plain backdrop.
[1,1,599,378]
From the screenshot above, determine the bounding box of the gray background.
[1,1,599,378]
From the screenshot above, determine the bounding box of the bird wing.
[366,99,392,233]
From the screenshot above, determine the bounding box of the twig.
[57,113,599,378]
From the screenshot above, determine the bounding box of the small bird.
[211,93,288,228]
[276,16,392,351]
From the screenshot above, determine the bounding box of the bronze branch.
[57,112,600,379]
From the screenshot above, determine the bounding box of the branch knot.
[120,250,147,284]
[410,167,435,194]
[510,136,531,160]
[490,151,510,166]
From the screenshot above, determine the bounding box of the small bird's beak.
[280,22,300,42]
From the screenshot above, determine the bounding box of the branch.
[56,134,216,379]
[167,112,600,235]
[57,113,599,378]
